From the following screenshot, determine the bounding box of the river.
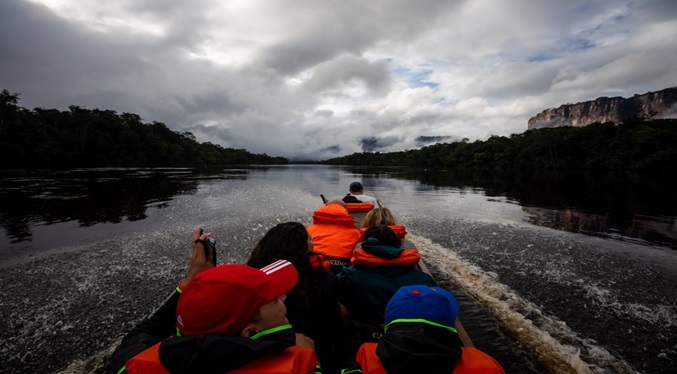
[0,165,675,374]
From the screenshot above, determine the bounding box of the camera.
[199,229,217,265]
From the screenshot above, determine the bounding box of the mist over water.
[0,166,675,374]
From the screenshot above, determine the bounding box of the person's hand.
[179,227,215,288]
[295,333,315,350]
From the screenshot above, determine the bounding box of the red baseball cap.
[176,260,298,337]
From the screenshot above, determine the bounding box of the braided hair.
[247,222,321,309]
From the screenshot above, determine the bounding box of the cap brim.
[260,260,298,303]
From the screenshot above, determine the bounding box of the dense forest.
[2,88,675,170]
[0,89,287,168]
[323,117,677,171]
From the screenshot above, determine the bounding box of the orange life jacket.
[350,248,420,267]
[359,225,407,238]
[307,205,362,261]
[309,252,331,272]
[345,202,375,213]
[355,343,505,374]
[124,343,319,374]
[124,342,168,374]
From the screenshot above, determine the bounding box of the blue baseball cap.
[349,181,363,192]
[385,285,460,328]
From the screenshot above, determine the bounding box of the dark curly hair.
[246,222,321,309]
[364,224,402,247]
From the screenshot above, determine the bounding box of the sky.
[1,0,676,161]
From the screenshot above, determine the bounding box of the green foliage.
[0,90,288,168]
[323,118,677,171]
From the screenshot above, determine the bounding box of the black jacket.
[376,323,462,374]
[155,329,296,373]
[340,322,463,374]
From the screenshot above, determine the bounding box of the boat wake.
[408,234,638,374]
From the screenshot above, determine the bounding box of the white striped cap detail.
[260,259,294,275]
[259,259,298,304]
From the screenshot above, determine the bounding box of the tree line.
[0,89,288,168]
[3,88,674,171]
[322,117,677,171]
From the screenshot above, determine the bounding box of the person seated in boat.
[110,227,321,374]
[342,285,505,374]
[360,207,407,239]
[307,199,363,272]
[247,222,344,373]
[342,181,379,208]
[337,225,437,342]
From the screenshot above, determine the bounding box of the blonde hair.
[361,207,397,228]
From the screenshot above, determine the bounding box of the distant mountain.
[528,87,677,130]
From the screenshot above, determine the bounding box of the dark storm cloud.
[254,0,464,75]
[416,135,453,146]
[1,0,675,160]
[360,136,400,152]
[0,1,151,109]
[301,56,392,95]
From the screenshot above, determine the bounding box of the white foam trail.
[408,233,638,374]
[56,342,117,374]
[579,282,676,326]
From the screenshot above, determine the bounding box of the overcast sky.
[1,0,676,160]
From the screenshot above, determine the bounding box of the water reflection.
[523,207,676,247]
[1,166,675,249]
[342,166,677,248]
[0,168,204,243]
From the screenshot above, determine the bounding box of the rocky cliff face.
[528,87,677,130]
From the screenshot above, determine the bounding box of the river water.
[0,166,675,374]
